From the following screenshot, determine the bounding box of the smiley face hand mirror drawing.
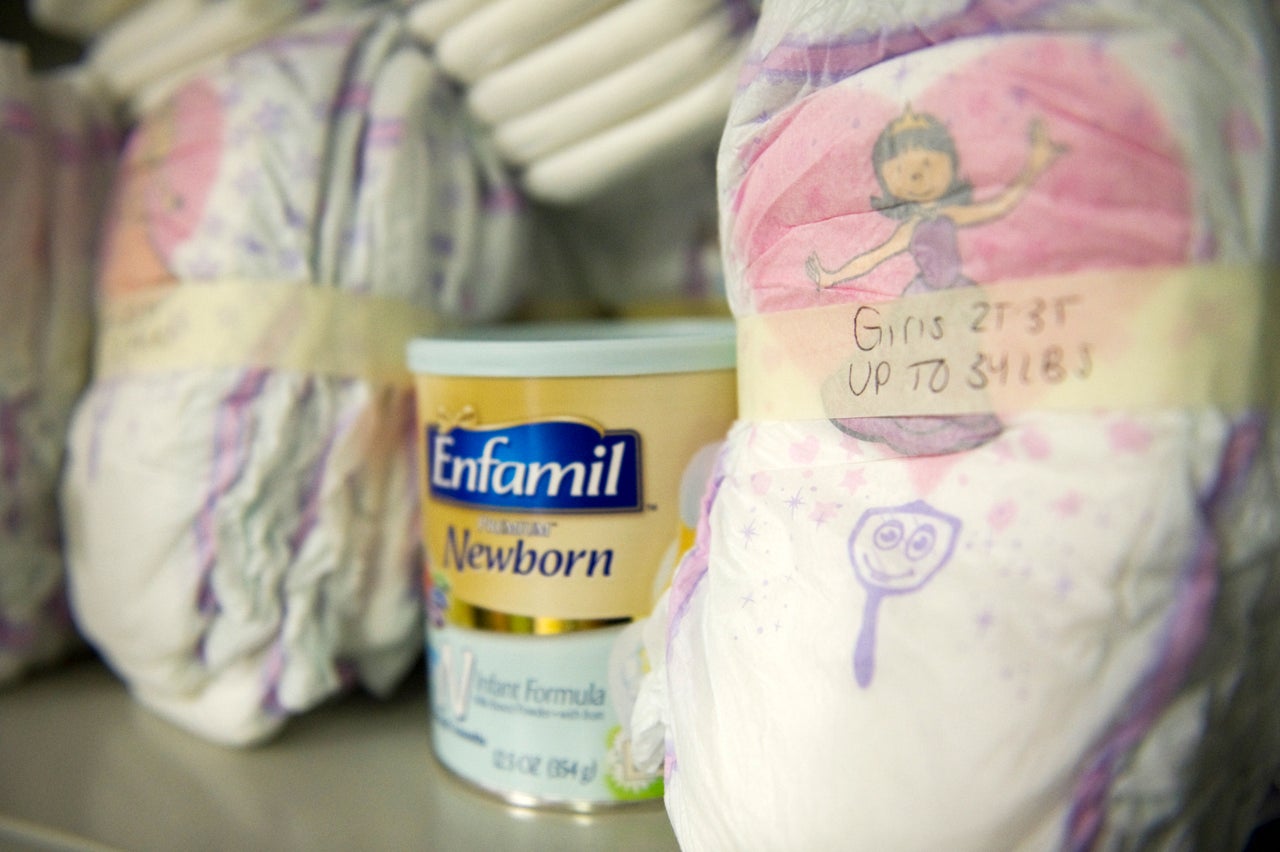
[848,501,962,687]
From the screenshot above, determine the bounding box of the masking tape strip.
[738,264,1279,421]
[96,280,443,386]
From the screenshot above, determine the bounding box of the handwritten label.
[97,280,441,385]
[738,265,1277,420]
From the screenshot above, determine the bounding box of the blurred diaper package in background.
[1,41,117,686]
[3,0,756,747]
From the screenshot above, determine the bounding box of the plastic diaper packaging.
[30,0,374,117]
[405,0,759,318]
[631,0,1280,849]
[406,0,759,204]
[28,0,148,42]
[61,4,528,746]
[1,48,117,685]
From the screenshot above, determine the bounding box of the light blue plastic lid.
[407,318,736,378]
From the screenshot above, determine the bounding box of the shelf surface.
[0,657,681,851]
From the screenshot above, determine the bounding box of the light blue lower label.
[426,623,662,804]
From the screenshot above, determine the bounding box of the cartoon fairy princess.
[806,106,1064,293]
[807,106,1065,455]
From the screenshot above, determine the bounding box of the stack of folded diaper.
[30,0,372,116]
[0,48,116,685]
[61,3,527,745]
[406,0,758,317]
[407,0,756,204]
[631,0,1280,849]
[28,0,147,41]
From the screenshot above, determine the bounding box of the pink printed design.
[730,37,1193,457]
[100,79,225,296]
[788,433,820,464]
[986,500,1018,532]
[732,38,1192,316]
[1223,107,1264,154]
[1107,418,1154,454]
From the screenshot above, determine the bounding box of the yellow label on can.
[415,370,736,626]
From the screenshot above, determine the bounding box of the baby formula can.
[408,319,736,810]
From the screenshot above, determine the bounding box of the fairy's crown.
[888,105,934,134]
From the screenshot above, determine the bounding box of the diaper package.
[28,0,146,41]
[632,1,1280,849]
[1,48,116,685]
[406,0,760,317]
[407,0,757,204]
[31,0,372,116]
[61,4,527,745]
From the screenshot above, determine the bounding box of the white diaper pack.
[407,0,758,204]
[1,48,117,685]
[629,1,1280,849]
[60,5,528,745]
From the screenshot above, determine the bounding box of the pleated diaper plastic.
[1,48,117,685]
[630,1,1280,849]
[404,0,760,319]
[61,4,528,745]
[34,0,373,116]
[407,0,758,204]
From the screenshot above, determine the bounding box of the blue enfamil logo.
[428,419,642,513]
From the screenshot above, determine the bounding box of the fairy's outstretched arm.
[806,221,916,289]
[947,118,1065,227]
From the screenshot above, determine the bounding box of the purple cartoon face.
[849,501,961,595]
[848,500,962,688]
